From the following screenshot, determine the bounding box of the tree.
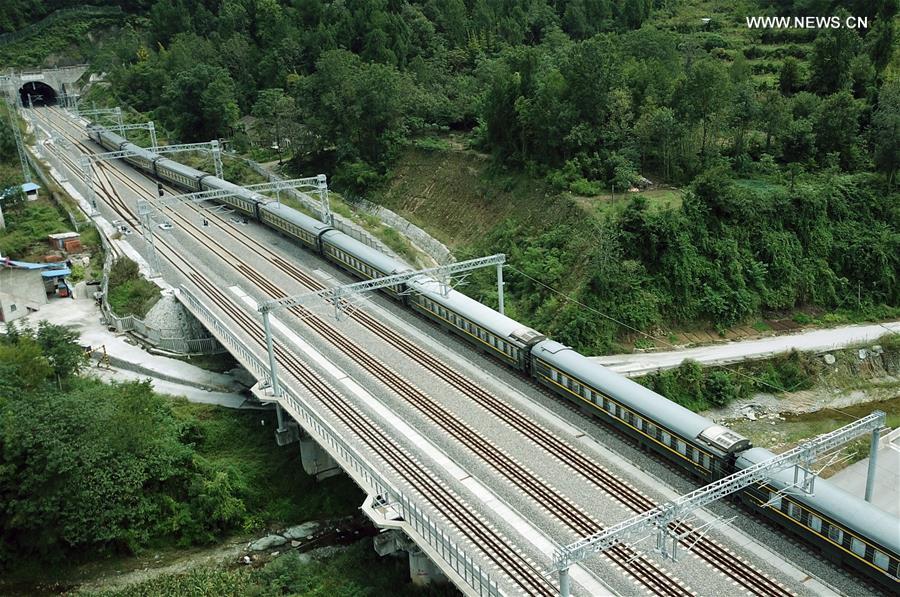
[297,50,413,185]
[809,18,859,94]
[635,106,679,180]
[872,80,900,188]
[678,59,731,162]
[251,89,297,161]
[162,65,239,141]
[778,57,802,96]
[0,331,50,395]
[34,322,87,388]
[814,91,860,169]
[149,0,193,47]
[758,90,790,155]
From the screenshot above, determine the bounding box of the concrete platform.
[830,428,900,517]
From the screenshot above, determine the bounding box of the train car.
[95,126,128,152]
[200,176,270,217]
[154,157,206,192]
[258,203,332,251]
[736,447,900,591]
[320,230,410,298]
[530,339,750,480]
[406,276,545,370]
[121,142,160,173]
[86,123,104,144]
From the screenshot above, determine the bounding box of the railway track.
[37,105,794,596]
[39,128,557,597]
[38,106,694,597]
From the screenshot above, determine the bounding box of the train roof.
[532,339,724,442]
[320,229,410,275]
[120,141,158,162]
[95,126,128,148]
[736,447,900,552]
[155,157,208,180]
[259,202,332,234]
[202,175,271,204]
[406,275,545,345]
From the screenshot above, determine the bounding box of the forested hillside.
[3,0,898,353]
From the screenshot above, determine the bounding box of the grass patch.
[0,197,70,259]
[412,136,452,152]
[752,320,772,332]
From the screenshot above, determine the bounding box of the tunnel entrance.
[18,81,57,107]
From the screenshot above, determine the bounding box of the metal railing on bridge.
[179,285,502,597]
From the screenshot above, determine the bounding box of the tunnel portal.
[18,81,57,106]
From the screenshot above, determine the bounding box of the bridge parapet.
[177,286,502,597]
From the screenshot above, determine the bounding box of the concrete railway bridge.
[12,99,877,597]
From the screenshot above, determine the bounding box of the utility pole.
[6,92,32,184]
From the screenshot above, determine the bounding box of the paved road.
[591,321,900,376]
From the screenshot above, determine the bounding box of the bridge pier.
[374,529,449,587]
[299,433,342,480]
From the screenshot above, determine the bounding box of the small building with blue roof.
[0,257,69,323]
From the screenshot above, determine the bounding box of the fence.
[180,286,502,597]
[346,194,455,265]
[103,311,222,354]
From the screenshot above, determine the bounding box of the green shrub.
[107,258,160,317]
[380,226,416,262]
[568,178,604,196]
[413,136,451,152]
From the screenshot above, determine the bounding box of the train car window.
[661,431,671,445]
[702,454,711,468]
[873,550,890,571]
[850,537,866,557]
[769,493,782,510]
[787,501,800,520]
[827,525,843,545]
[676,440,687,455]
[809,515,822,533]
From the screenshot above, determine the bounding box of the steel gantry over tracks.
[80,138,224,209]
[256,253,506,400]
[70,106,124,128]
[134,176,330,278]
[553,410,886,597]
[159,175,331,224]
[103,121,159,151]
